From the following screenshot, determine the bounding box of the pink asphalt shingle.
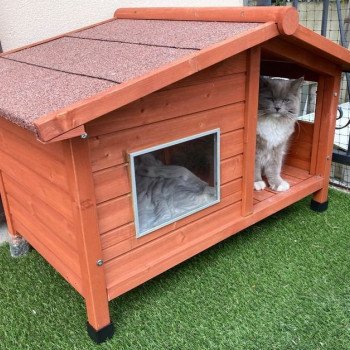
[0,19,262,133]
[6,37,195,82]
[68,19,260,49]
[0,59,114,131]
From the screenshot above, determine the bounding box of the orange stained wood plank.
[4,174,77,252]
[101,178,243,260]
[0,149,74,221]
[262,38,340,77]
[313,73,342,203]
[242,47,260,216]
[221,155,243,184]
[8,193,81,276]
[12,218,83,295]
[68,138,111,330]
[93,164,130,204]
[97,194,133,234]
[0,120,70,192]
[0,117,66,160]
[87,98,245,139]
[289,25,350,71]
[253,189,275,202]
[106,174,323,300]
[161,52,247,91]
[310,77,325,175]
[282,164,312,180]
[91,127,243,204]
[34,22,279,142]
[44,125,86,143]
[87,72,246,138]
[96,154,243,234]
[105,201,242,296]
[103,189,242,261]
[115,6,299,35]
[281,173,304,187]
[221,129,244,160]
[89,102,245,172]
[285,158,311,172]
[100,177,242,251]
[0,171,15,235]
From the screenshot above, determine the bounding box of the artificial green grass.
[0,189,349,350]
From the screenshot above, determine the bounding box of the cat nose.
[275,107,281,111]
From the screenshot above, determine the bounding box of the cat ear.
[290,77,304,92]
[259,76,270,88]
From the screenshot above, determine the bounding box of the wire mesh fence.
[248,0,350,190]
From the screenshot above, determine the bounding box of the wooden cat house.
[1,6,349,343]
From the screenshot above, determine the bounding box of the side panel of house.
[0,118,83,294]
[86,52,249,300]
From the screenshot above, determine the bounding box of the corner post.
[242,46,261,216]
[312,73,342,210]
[68,136,114,343]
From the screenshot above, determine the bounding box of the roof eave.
[34,21,280,143]
[288,25,350,72]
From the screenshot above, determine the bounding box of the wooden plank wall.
[285,121,314,171]
[0,118,83,294]
[86,52,248,299]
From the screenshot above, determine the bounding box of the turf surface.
[0,189,349,350]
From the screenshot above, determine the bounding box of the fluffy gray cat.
[254,77,303,192]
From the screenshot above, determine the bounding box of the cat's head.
[259,77,304,120]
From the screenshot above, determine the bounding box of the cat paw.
[254,181,266,191]
[271,180,290,192]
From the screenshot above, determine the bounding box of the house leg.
[310,199,328,212]
[68,138,115,343]
[311,74,341,210]
[87,320,114,344]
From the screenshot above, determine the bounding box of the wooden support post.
[312,72,342,209]
[68,138,114,343]
[242,46,261,216]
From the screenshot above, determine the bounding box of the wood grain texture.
[262,38,340,77]
[87,99,245,140]
[0,119,69,191]
[96,153,243,235]
[106,201,242,299]
[4,174,77,251]
[12,218,83,295]
[313,73,342,203]
[0,171,15,235]
[115,7,299,35]
[68,138,111,330]
[242,47,260,216]
[101,178,243,260]
[285,121,314,172]
[289,25,350,71]
[106,172,322,300]
[89,91,245,172]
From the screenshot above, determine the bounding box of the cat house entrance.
[130,129,220,238]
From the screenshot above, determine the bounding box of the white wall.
[0,0,243,52]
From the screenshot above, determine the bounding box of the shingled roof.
[1,6,350,142]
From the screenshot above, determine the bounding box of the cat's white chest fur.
[257,115,294,148]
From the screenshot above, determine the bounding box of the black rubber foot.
[310,199,328,212]
[87,322,114,344]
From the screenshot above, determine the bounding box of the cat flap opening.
[129,129,221,238]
